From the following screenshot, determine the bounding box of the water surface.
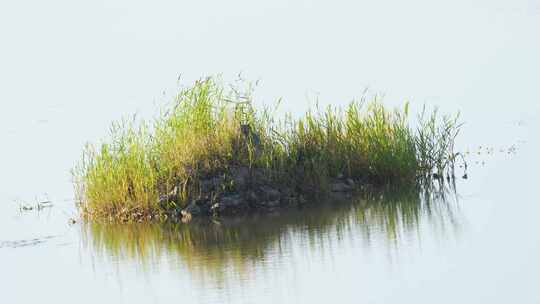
[1,0,539,303]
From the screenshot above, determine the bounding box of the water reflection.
[82,183,461,287]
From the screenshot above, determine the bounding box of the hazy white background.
[0,1,539,303]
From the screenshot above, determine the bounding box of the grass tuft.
[73,77,462,221]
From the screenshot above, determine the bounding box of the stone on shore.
[210,194,247,215]
[330,181,352,192]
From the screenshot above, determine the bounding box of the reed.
[73,76,462,221]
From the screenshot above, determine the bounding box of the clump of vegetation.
[73,77,462,222]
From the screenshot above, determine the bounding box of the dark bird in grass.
[240,124,261,147]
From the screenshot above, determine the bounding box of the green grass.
[73,76,462,221]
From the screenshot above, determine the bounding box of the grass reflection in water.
[82,182,461,285]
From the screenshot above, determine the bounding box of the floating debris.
[18,200,54,213]
[0,235,57,249]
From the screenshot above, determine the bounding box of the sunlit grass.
[73,76,462,221]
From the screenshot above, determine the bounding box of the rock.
[251,167,267,181]
[181,202,201,217]
[346,178,355,187]
[330,182,352,192]
[232,166,250,190]
[210,203,222,214]
[196,198,212,214]
[222,194,244,206]
[211,194,246,214]
[247,191,258,203]
[158,186,179,205]
[258,200,280,208]
[280,187,293,197]
[259,185,280,201]
[181,214,192,223]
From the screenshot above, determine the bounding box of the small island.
[73,77,462,222]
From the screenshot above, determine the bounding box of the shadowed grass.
[73,77,462,221]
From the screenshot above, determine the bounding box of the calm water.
[1,0,540,303]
